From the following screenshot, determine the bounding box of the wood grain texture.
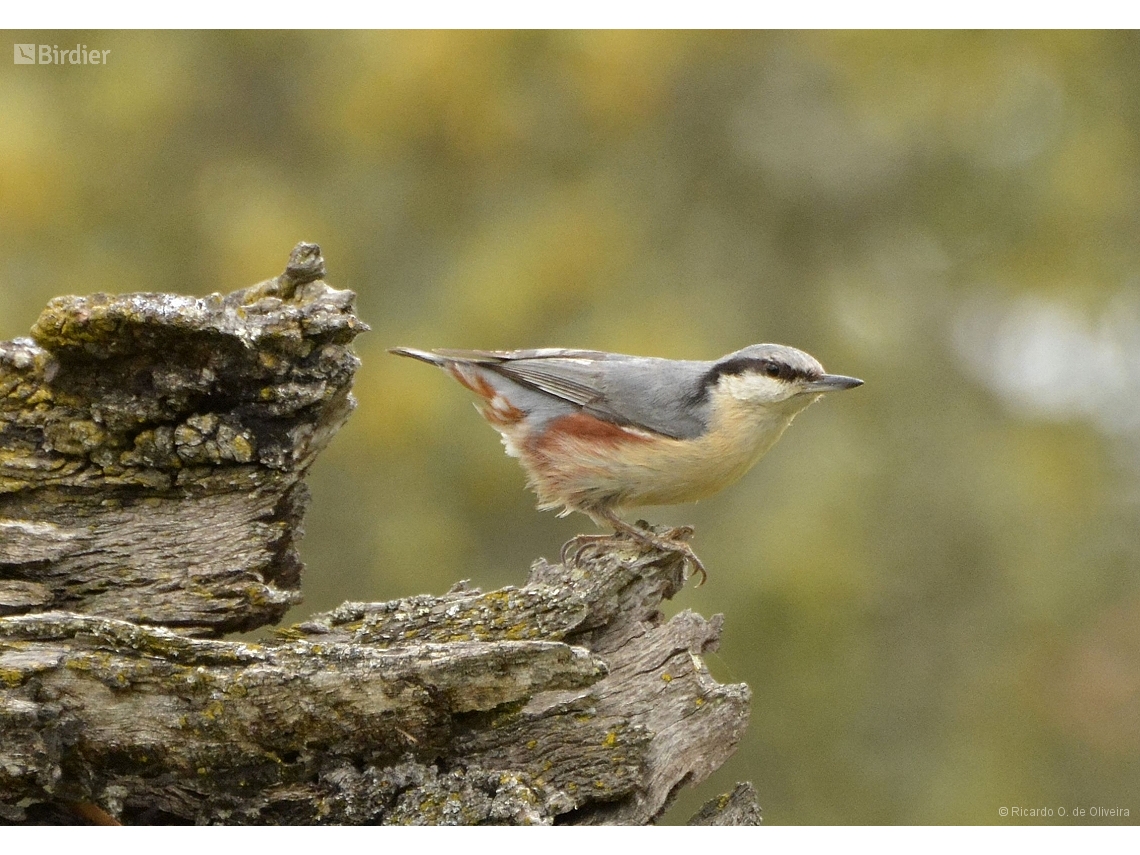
[0,542,751,824]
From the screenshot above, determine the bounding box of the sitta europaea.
[389,344,863,583]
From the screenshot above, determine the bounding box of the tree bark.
[0,244,759,825]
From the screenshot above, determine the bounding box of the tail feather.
[388,346,448,367]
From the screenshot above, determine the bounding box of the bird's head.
[705,344,863,412]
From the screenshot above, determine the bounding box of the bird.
[389,344,863,583]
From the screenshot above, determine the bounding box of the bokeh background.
[3,30,1139,825]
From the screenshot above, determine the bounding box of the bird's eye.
[763,361,783,379]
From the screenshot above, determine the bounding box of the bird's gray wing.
[439,350,712,440]
[427,348,609,407]
[491,360,607,409]
[410,348,712,439]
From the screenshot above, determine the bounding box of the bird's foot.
[662,538,707,586]
[656,523,695,542]
[560,534,614,566]
[629,521,705,584]
[624,519,705,584]
[563,519,708,586]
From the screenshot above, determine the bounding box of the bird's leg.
[595,507,707,586]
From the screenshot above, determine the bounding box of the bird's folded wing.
[429,348,707,439]
[430,348,611,408]
[490,360,605,408]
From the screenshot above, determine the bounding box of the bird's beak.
[804,374,864,393]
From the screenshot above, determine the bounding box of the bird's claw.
[681,548,708,587]
[648,535,706,585]
[560,528,708,586]
[560,534,611,567]
[664,524,695,542]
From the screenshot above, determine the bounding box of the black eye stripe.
[693,354,821,402]
[723,358,802,379]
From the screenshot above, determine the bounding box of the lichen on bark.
[0,243,366,634]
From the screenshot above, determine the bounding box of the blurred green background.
[3,30,1139,825]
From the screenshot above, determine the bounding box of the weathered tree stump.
[0,244,758,825]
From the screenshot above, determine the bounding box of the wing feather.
[491,362,603,407]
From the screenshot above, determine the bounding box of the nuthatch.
[389,344,863,583]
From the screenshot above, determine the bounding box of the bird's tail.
[387,346,449,367]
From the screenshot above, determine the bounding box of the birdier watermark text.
[14,44,111,65]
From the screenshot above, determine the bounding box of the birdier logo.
[13,43,111,65]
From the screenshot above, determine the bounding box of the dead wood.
[0,244,758,825]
